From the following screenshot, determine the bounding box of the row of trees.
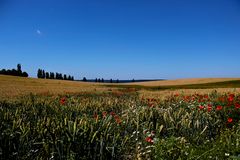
[95,78,106,83]
[82,77,135,83]
[95,78,120,83]
[81,77,120,83]
[37,69,74,81]
[0,64,135,83]
[0,64,28,77]
[82,77,119,83]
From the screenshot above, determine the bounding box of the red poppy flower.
[102,111,107,118]
[60,97,66,105]
[199,105,204,110]
[184,96,190,100]
[110,111,116,116]
[114,115,121,124]
[228,97,234,102]
[235,103,240,109]
[228,94,235,102]
[94,113,99,121]
[207,104,212,112]
[145,137,154,143]
[227,117,233,123]
[216,105,223,111]
[174,93,179,97]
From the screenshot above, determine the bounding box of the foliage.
[0,64,28,77]
[37,68,74,81]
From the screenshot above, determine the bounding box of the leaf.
[91,131,98,143]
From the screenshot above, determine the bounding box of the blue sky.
[0,0,240,80]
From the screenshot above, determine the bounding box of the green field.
[1,76,240,159]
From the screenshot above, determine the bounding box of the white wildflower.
[225,153,230,156]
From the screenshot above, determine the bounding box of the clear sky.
[0,0,240,80]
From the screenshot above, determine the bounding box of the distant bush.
[0,64,29,77]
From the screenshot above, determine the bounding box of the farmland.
[1,75,240,159]
[0,75,101,99]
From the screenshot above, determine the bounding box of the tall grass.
[1,91,240,159]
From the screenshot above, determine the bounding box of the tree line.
[94,78,120,83]
[0,64,28,77]
[82,77,134,83]
[82,77,119,83]
[82,77,135,83]
[0,64,136,83]
[37,69,74,81]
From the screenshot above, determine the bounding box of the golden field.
[1,75,240,99]
[0,75,102,98]
[127,78,240,86]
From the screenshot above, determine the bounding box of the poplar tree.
[37,69,42,78]
[46,72,50,79]
[64,74,67,80]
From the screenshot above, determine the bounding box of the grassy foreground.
[1,90,240,159]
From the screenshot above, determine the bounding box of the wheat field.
[127,78,240,86]
[0,75,104,98]
[1,75,240,99]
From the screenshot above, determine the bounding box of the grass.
[1,91,240,159]
[1,75,240,159]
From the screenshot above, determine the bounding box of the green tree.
[22,72,28,77]
[50,72,55,79]
[42,70,46,79]
[17,64,22,76]
[56,73,59,79]
[59,73,63,80]
[37,69,42,78]
[11,69,17,76]
[46,72,50,79]
[64,74,67,80]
